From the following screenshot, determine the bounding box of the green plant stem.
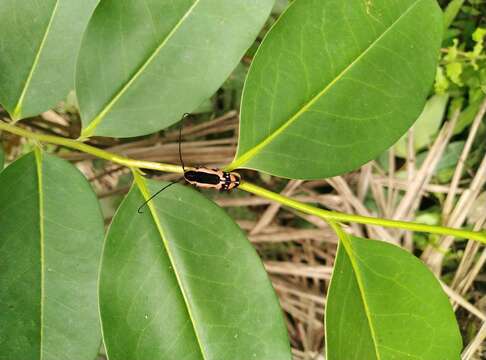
[1,120,485,244]
[239,182,486,244]
[0,121,183,174]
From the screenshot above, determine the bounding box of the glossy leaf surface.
[233,0,443,179]
[0,0,98,120]
[0,150,104,360]
[100,176,291,360]
[77,0,274,138]
[325,230,462,360]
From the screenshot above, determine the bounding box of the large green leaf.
[231,0,443,179]
[0,0,99,120]
[325,227,462,360]
[100,174,291,360]
[0,150,104,360]
[77,0,274,139]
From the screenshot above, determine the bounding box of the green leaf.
[0,150,104,360]
[446,62,463,86]
[394,94,449,157]
[100,174,291,360]
[77,0,274,139]
[231,0,443,179]
[0,0,99,120]
[445,39,459,63]
[325,227,462,360]
[442,0,465,32]
[472,27,486,44]
[434,66,450,94]
[470,27,486,68]
[454,95,486,134]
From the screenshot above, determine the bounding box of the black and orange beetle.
[184,168,240,191]
[138,114,241,213]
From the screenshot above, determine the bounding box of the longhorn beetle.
[138,114,241,213]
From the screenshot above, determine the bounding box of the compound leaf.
[100,175,291,360]
[0,0,98,120]
[77,0,274,138]
[0,150,104,360]
[232,0,443,179]
[325,227,462,360]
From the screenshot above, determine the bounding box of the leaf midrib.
[80,0,202,138]
[34,148,45,360]
[12,1,60,120]
[230,0,423,170]
[332,224,381,360]
[133,173,208,360]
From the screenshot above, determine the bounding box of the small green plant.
[436,27,486,99]
[0,0,484,359]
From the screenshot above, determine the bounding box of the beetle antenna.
[138,113,190,214]
[137,178,183,214]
